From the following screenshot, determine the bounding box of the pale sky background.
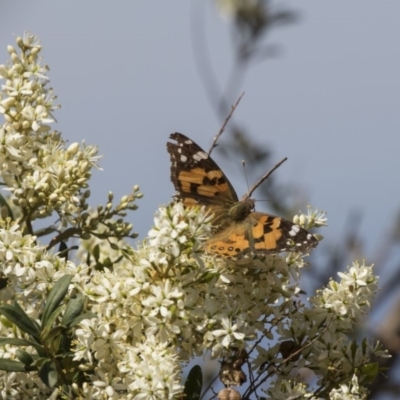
[1,1,399,272]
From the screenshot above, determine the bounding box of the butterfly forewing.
[167,133,238,203]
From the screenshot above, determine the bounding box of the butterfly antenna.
[208,92,245,156]
[242,157,288,200]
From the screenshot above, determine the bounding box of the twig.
[242,157,287,199]
[199,374,220,400]
[208,92,245,156]
[46,227,81,251]
[244,321,332,398]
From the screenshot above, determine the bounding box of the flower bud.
[7,45,15,55]
[67,142,79,155]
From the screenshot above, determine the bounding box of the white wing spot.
[184,139,193,144]
[180,155,187,162]
[307,234,313,240]
[193,151,208,161]
[289,225,300,236]
[177,148,182,153]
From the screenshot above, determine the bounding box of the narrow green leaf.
[0,358,26,372]
[0,304,40,338]
[41,326,65,349]
[42,306,63,336]
[67,312,97,328]
[360,362,380,384]
[184,365,203,400]
[0,276,8,290]
[58,241,69,260]
[61,294,84,326]
[103,257,112,268]
[0,337,46,357]
[16,349,34,366]
[350,340,357,360]
[0,337,37,347]
[41,275,72,326]
[110,242,119,251]
[39,360,58,388]
[0,193,14,220]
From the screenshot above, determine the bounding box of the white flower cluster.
[0,33,100,222]
[293,207,327,230]
[69,203,328,398]
[0,221,87,304]
[148,202,212,257]
[0,221,89,399]
[266,375,367,400]
[0,199,380,399]
[315,261,377,322]
[329,375,366,400]
[256,260,385,399]
[0,33,386,400]
[0,199,384,399]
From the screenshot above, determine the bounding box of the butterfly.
[167,132,318,257]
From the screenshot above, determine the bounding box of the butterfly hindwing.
[206,213,318,256]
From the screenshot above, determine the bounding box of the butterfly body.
[167,132,318,257]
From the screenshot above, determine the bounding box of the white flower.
[212,317,246,348]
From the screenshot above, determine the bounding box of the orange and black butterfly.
[167,132,318,257]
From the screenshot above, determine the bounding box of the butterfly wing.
[206,212,318,257]
[167,132,239,226]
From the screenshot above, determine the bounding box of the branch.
[245,322,332,398]
[208,92,245,156]
[46,227,81,251]
[242,157,287,199]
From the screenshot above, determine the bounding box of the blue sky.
[1,1,399,268]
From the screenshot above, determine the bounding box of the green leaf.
[67,312,97,328]
[184,365,203,400]
[0,193,14,220]
[0,338,36,347]
[350,340,357,360]
[41,275,72,326]
[15,349,34,366]
[360,362,380,384]
[58,241,69,260]
[0,337,46,357]
[61,294,84,327]
[41,306,63,336]
[0,358,26,372]
[0,276,8,290]
[41,325,65,350]
[0,304,40,338]
[39,359,58,388]
[110,242,119,251]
